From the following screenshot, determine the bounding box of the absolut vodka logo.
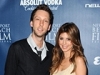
[20,0,62,11]
[0,24,11,43]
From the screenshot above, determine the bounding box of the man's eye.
[36,18,39,20]
[45,20,49,23]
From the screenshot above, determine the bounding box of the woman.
[50,22,87,75]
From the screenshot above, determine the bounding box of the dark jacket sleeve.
[4,43,19,75]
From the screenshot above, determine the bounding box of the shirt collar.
[27,33,48,51]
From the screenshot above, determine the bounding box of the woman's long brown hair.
[50,22,87,75]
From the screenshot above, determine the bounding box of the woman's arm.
[75,56,87,75]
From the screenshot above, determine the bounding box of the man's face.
[30,10,51,37]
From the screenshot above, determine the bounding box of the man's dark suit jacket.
[4,39,54,75]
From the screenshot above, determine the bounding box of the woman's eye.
[59,37,63,40]
[67,38,71,41]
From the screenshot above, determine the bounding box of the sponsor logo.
[92,23,100,43]
[0,24,11,43]
[20,0,62,11]
[46,24,61,44]
[93,56,100,65]
[85,4,100,8]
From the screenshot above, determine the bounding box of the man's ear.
[30,21,33,27]
[48,24,51,31]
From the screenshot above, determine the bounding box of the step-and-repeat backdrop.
[0,0,100,75]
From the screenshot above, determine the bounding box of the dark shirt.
[4,39,54,75]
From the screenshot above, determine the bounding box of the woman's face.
[58,32,73,52]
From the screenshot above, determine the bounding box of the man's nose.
[40,20,44,26]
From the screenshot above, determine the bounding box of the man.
[4,4,54,75]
